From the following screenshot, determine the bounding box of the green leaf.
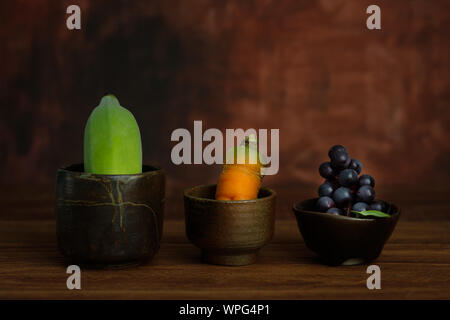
[351,210,390,218]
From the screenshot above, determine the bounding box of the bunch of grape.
[316,145,386,216]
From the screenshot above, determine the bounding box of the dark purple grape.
[319,162,335,179]
[359,174,375,187]
[330,150,351,170]
[356,185,376,202]
[326,176,339,187]
[349,159,362,174]
[370,200,386,212]
[316,196,335,212]
[318,181,335,197]
[333,187,353,208]
[352,202,369,212]
[338,169,358,187]
[328,145,347,158]
[327,207,343,215]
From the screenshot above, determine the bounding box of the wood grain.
[0,219,449,299]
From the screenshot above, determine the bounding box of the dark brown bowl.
[184,184,276,266]
[56,163,165,268]
[293,198,400,266]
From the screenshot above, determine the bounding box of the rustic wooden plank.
[0,220,449,299]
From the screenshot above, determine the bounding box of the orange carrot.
[215,135,264,201]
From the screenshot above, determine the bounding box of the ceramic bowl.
[293,198,400,266]
[184,184,276,266]
[56,163,165,268]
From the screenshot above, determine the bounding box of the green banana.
[84,95,142,174]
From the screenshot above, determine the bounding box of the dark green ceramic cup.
[184,184,276,266]
[56,163,165,268]
[293,198,400,266]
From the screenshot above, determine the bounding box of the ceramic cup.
[56,163,165,268]
[184,184,276,266]
[293,198,400,266]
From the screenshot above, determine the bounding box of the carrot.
[215,135,264,201]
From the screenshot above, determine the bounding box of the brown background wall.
[1,1,449,207]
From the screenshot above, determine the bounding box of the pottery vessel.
[293,198,400,266]
[184,184,276,266]
[56,163,165,268]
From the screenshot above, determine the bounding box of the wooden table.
[0,185,449,299]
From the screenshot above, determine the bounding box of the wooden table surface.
[0,185,449,299]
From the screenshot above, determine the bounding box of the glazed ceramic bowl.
[293,198,400,266]
[184,184,276,266]
[56,163,165,268]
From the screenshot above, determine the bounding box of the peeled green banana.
[84,95,142,174]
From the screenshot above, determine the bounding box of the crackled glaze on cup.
[56,163,165,268]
